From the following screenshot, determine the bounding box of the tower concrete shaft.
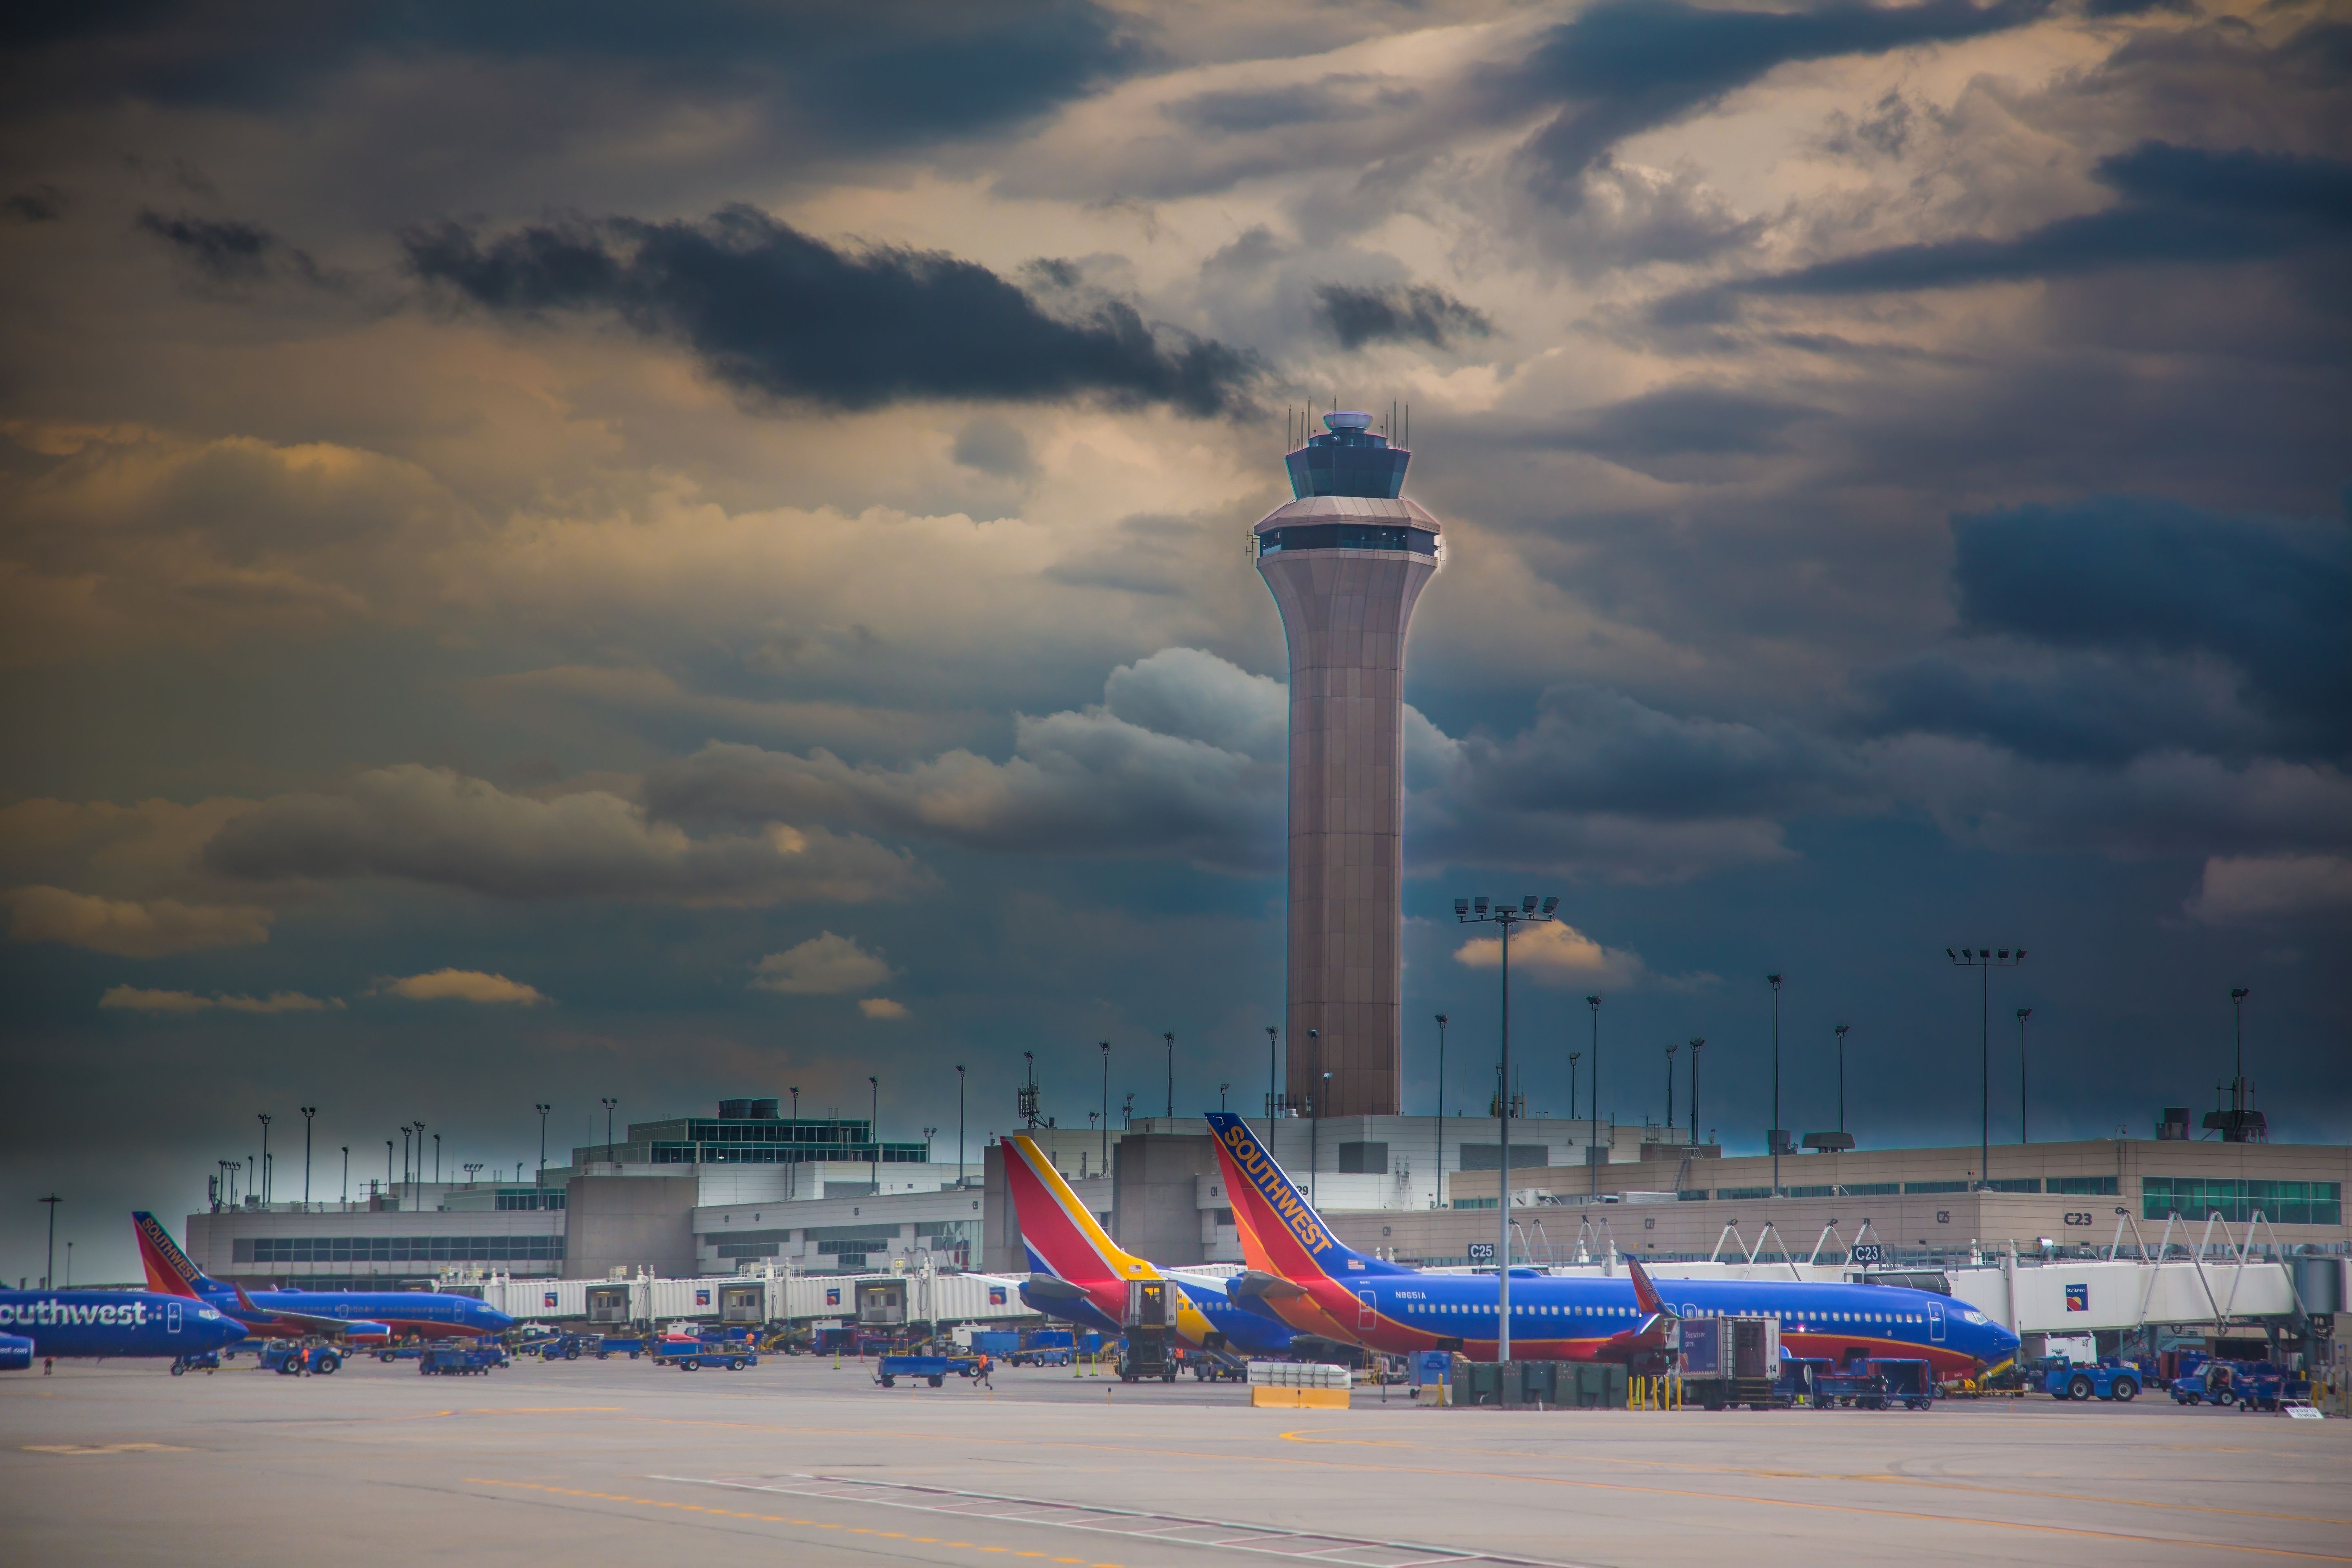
[1254,411,1441,1118]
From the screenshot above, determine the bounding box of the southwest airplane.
[1002,1133,1295,1358]
[1204,1111,2019,1379]
[0,1287,247,1369]
[135,1212,514,1341]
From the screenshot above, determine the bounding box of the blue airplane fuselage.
[1301,1266,2014,1375]
[0,1290,248,1363]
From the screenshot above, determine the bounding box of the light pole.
[433,1132,441,1184]
[300,1107,316,1208]
[2013,1010,2030,1144]
[790,1086,799,1123]
[383,1142,392,1194]
[400,1125,412,1194]
[955,1065,967,1188]
[216,1160,229,1212]
[1163,1032,1174,1121]
[1020,1053,1038,1129]
[2231,987,2250,1081]
[258,1113,272,1204]
[1835,1024,1850,1136]
[868,1076,879,1192]
[1455,893,1557,1365]
[1098,1042,1110,1178]
[65,1241,72,1288]
[1946,947,2025,1189]
[227,1161,241,1207]
[340,1146,349,1207]
[1265,1025,1278,1123]
[600,1098,617,1161]
[1664,1042,1677,1131]
[1766,974,1783,1195]
[535,1103,551,1184]
[1218,1082,1229,1110]
[413,1121,426,1205]
[1689,1040,1704,1140]
[39,1194,60,1288]
[1585,995,1600,1197]
[1435,1014,1448,1210]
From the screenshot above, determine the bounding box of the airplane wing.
[225,1281,379,1341]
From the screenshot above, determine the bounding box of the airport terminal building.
[185,1096,2343,1294]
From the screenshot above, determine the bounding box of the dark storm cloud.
[1454,686,1861,821]
[1504,0,2048,198]
[5,183,66,221]
[1690,143,2352,309]
[136,209,320,283]
[1314,282,1491,350]
[1948,496,2352,755]
[406,207,1262,416]
[1,1,1143,150]
[1536,384,1820,459]
[1864,650,2263,766]
[199,765,927,906]
[1167,73,1422,135]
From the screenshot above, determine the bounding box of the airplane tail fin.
[1002,1135,1154,1287]
[1203,1112,1408,1283]
[1628,1256,1676,1321]
[132,1212,224,1298]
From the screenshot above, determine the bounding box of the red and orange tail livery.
[1203,1111,1408,1340]
[133,1211,218,1299]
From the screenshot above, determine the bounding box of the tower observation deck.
[1254,411,1441,1118]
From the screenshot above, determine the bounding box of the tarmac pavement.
[3,1352,2343,1566]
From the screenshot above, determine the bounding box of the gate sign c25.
[1849,1243,1884,1265]
[1466,1242,1496,1263]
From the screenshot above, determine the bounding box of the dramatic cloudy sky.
[3,0,2346,1281]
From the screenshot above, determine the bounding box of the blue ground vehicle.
[373,1344,423,1363]
[2039,1359,2143,1402]
[875,1354,980,1388]
[258,1341,342,1376]
[654,1336,756,1371]
[1009,1329,1075,1367]
[420,1342,504,1375]
[2172,1360,2240,1406]
[169,1350,221,1376]
[521,1331,599,1361]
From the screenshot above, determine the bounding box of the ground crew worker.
[974,1352,992,1389]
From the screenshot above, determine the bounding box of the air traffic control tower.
[1254,411,1441,1119]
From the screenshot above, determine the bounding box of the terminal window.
[2045,1176,2119,1196]
[2143,1177,2340,1225]
[233,1235,563,1263]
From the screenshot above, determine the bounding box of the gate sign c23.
[1849,1243,1884,1265]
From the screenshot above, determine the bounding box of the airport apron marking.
[510,1414,2345,1561]
[1273,1430,2352,1529]
[465,1480,1118,1566]
[1241,1435,2351,1561]
[664,1472,1596,1568]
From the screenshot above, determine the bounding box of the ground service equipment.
[875,1354,979,1388]
[1677,1316,1779,1410]
[259,1341,341,1375]
[419,1343,504,1375]
[2038,1358,2143,1402]
[169,1350,221,1375]
[1119,1279,1176,1383]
